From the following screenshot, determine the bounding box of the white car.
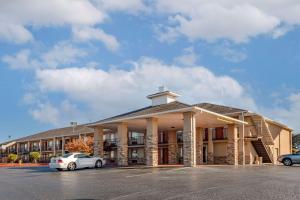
[49,152,105,171]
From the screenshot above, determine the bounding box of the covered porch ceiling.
[98,107,247,132]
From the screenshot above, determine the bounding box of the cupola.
[147,86,180,106]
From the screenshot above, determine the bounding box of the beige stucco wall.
[213,142,227,157]
[244,141,258,164]
[267,122,291,156]
[279,129,291,155]
[244,116,258,137]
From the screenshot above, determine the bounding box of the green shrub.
[8,154,18,163]
[29,152,41,163]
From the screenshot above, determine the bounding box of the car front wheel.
[283,158,292,166]
[95,160,102,168]
[67,162,76,171]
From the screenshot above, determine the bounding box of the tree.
[65,137,94,154]
[29,152,41,163]
[8,154,18,163]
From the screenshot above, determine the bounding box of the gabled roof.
[16,125,94,142]
[89,101,191,125]
[194,103,247,115]
[88,101,249,126]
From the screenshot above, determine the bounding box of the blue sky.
[1,0,300,142]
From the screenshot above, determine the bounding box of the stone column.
[62,137,65,155]
[196,127,203,165]
[16,143,20,155]
[168,130,177,164]
[39,140,42,154]
[207,128,214,164]
[53,138,56,156]
[227,124,238,165]
[183,112,196,167]
[27,141,30,152]
[117,123,128,166]
[146,118,158,166]
[238,114,245,165]
[94,126,104,157]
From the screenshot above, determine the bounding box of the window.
[224,128,228,139]
[176,131,183,143]
[75,154,90,158]
[62,153,73,158]
[212,128,216,140]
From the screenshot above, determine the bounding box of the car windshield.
[62,153,73,158]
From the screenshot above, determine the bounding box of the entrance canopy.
[89,103,247,132]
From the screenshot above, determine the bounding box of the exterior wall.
[279,129,291,155]
[213,142,227,164]
[168,130,177,164]
[244,116,258,137]
[245,141,258,164]
[267,122,292,160]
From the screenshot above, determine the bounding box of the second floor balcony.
[128,136,144,146]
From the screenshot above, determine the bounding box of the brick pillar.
[39,140,42,154]
[207,128,214,164]
[238,114,245,165]
[16,143,20,155]
[117,123,128,166]
[146,118,158,166]
[183,112,196,167]
[196,127,203,165]
[62,137,65,155]
[53,138,56,156]
[227,124,238,165]
[27,141,30,152]
[168,130,177,164]
[94,126,104,157]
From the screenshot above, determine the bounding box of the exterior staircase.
[251,116,274,145]
[251,139,272,163]
[251,115,274,163]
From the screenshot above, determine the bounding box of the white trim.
[89,106,247,126]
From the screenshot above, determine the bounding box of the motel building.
[0,88,292,167]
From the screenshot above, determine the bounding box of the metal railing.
[128,157,145,165]
[104,139,117,147]
[128,136,145,146]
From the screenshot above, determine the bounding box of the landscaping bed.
[0,163,48,167]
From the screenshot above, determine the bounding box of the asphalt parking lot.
[0,165,299,200]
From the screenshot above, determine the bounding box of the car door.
[75,153,89,168]
[84,155,95,167]
[73,154,83,168]
[293,152,300,164]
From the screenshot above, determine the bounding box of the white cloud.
[0,0,105,43]
[154,0,300,43]
[174,47,198,66]
[2,42,86,70]
[72,27,120,51]
[42,42,86,68]
[0,0,146,49]
[265,93,300,132]
[30,103,61,126]
[2,50,40,70]
[0,23,33,44]
[95,0,146,13]
[29,100,83,126]
[33,57,256,124]
[213,43,247,63]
